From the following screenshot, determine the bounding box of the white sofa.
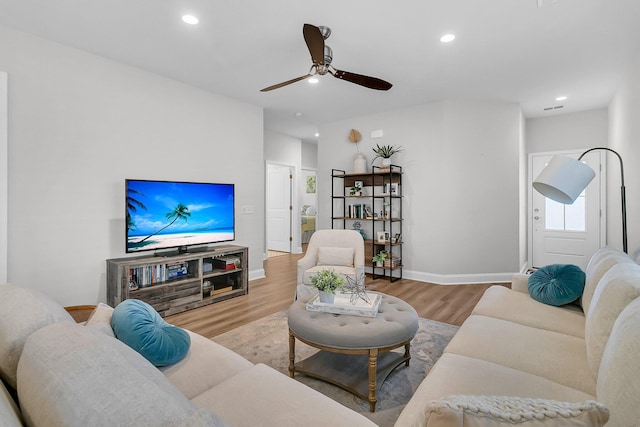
[396,247,640,426]
[0,284,376,427]
[4,246,639,426]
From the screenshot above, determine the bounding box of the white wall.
[264,129,303,252]
[264,130,302,166]
[301,141,318,170]
[518,111,527,271]
[0,25,265,306]
[318,100,522,283]
[609,49,640,253]
[0,72,6,283]
[526,109,608,154]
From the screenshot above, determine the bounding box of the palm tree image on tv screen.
[125,180,235,253]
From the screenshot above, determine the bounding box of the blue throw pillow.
[528,264,586,306]
[111,299,190,367]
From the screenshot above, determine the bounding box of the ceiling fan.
[260,24,392,92]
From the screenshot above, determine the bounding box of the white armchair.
[296,229,365,302]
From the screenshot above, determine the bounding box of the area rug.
[212,310,458,426]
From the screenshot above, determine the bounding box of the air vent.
[543,105,564,111]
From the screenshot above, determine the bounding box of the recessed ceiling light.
[440,34,456,43]
[182,15,199,25]
[315,133,320,137]
[295,112,304,118]
[308,77,319,84]
[555,96,567,101]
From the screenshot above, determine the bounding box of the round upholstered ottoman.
[287,292,418,411]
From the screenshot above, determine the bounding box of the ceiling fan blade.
[332,69,393,91]
[260,74,314,92]
[303,24,325,66]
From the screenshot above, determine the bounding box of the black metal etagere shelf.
[331,165,403,282]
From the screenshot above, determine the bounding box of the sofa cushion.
[425,395,609,427]
[596,297,640,427]
[472,286,585,338]
[0,283,74,388]
[17,322,227,427]
[395,353,596,427]
[301,264,355,285]
[0,380,22,427]
[160,330,253,400]
[444,315,596,395]
[585,262,640,377]
[111,299,191,367]
[192,363,376,426]
[317,246,354,267]
[176,408,229,427]
[528,264,585,306]
[84,302,115,338]
[581,247,634,313]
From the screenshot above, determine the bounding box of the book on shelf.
[212,286,233,295]
[166,261,188,279]
[383,256,402,268]
[213,256,240,270]
[347,204,370,219]
[137,261,193,284]
[130,264,165,288]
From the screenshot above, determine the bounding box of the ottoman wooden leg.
[368,348,378,412]
[288,330,295,378]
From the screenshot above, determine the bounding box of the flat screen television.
[125,179,235,254]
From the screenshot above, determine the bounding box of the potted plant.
[372,251,388,267]
[349,180,363,196]
[371,144,403,167]
[310,269,345,303]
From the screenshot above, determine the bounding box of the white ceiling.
[1,0,639,143]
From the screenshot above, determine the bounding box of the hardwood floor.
[166,251,507,339]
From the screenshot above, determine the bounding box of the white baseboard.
[403,269,513,285]
[251,266,513,286]
[249,268,266,281]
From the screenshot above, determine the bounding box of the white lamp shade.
[533,155,596,204]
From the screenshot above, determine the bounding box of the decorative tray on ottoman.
[305,292,382,317]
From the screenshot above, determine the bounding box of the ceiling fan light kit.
[261,24,392,92]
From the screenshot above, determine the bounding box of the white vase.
[381,157,392,167]
[318,290,335,304]
[353,153,367,173]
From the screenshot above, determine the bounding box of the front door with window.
[530,151,603,270]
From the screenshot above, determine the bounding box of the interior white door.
[530,151,603,270]
[267,164,292,252]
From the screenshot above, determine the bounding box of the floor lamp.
[532,147,627,253]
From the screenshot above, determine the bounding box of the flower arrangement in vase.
[310,268,345,303]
